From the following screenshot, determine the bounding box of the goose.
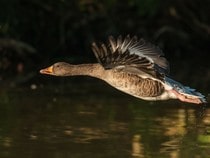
[40,35,206,104]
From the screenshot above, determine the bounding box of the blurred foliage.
[0,0,210,87]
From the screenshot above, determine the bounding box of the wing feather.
[91,35,170,79]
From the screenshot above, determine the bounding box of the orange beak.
[40,66,53,75]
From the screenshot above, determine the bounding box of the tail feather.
[165,77,207,104]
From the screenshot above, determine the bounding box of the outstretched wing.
[91,35,170,80]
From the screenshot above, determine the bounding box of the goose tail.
[165,77,207,104]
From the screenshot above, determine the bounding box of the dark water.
[0,80,210,158]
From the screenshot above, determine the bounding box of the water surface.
[0,80,209,158]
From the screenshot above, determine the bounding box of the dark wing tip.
[91,42,103,64]
[91,42,98,56]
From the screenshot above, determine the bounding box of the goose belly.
[104,72,165,100]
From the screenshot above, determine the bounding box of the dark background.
[0,0,210,92]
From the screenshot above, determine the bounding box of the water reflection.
[0,85,210,158]
[132,134,144,157]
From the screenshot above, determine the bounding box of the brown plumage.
[40,35,206,104]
